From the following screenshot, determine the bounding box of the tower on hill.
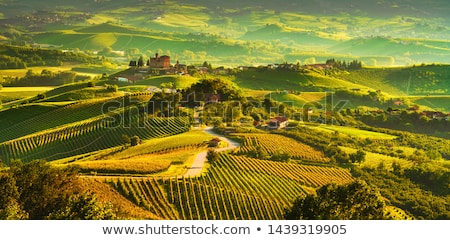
[149,53,170,68]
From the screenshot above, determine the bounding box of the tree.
[304,57,316,65]
[48,192,116,220]
[263,98,275,113]
[101,73,109,79]
[37,93,46,100]
[138,56,144,67]
[249,145,270,160]
[0,199,28,220]
[271,148,291,162]
[285,180,389,220]
[0,173,28,219]
[99,47,113,56]
[129,60,137,67]
[349,149,366,163]
[130,136,141,146]
[122,134,131,146]
[206,149,219,163]
[105,84,118,92]
[203,61,212,70]
[9,160,81,219]
[26,69,34,78]
[127,48,140,56]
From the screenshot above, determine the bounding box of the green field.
[316,125,398,140]
[138,75,201,90]
[340,146,414,170]
[73,151,197,175]
[0,87,56,105]
[409,96,450,112]
[0,87,55,93]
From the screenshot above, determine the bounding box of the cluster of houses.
[116,54,188,83]
[420,111,450,121]
[117,53,235,83]
[127,53,188,75]
[366,106,450,121]
[251,116,289,130]
[116,54,338,83]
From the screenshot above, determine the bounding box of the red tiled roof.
[270,116,288,122]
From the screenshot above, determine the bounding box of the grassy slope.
[333,65,450,96]
[241,23,339,47]
[138,75,201,90]
[317,125,397,140]
[0,87,55,104]
[340,146,413,170]
[234,69,370,91]
[332,37,450,63]
[409,96,450,112]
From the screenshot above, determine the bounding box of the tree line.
[3,69,91,86]
[326,58,362,70]
[0,44,102,69]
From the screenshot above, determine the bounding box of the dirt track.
[183,127,240,177]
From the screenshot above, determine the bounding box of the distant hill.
[332,37,450,64]
[241,24,338,47]
[1,0,450,66]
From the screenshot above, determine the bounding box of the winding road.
[81,127,240,180]
[183,127,240,177]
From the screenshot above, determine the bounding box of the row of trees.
[353,167,450,219]
[285,180,388,220]
[359,110,450,138]
[326,58,363,70]
[4,69,91,86]
[0,44,101,69]
[0,55,27,69]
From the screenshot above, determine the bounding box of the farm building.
[268,116,288,129]
[114,75,142,83]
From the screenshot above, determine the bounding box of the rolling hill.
[2,0,450,66]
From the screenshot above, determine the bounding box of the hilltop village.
[119,54,361,82]
[115,54,449,126]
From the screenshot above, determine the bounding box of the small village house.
[268,116,288,129]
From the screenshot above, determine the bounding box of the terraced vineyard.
[110,178,179,220]
[226,154,354,188]
[166,176,287,220]
[235,133,330,163]
[0,114,191,164]
[108,152,354,220]
[0,93,152,142]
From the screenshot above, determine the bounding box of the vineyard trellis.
[235,133,330,163]
[0,94,151,142]
[0,114,191,164]
[105,143,354,220]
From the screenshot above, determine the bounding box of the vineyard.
[0,93,152,142]
[230,155,354,187]
[0,113,191,164]
[75,154,174,174]
[110,178,179,220]
[107,152,354,220]
[234,133,330,163]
